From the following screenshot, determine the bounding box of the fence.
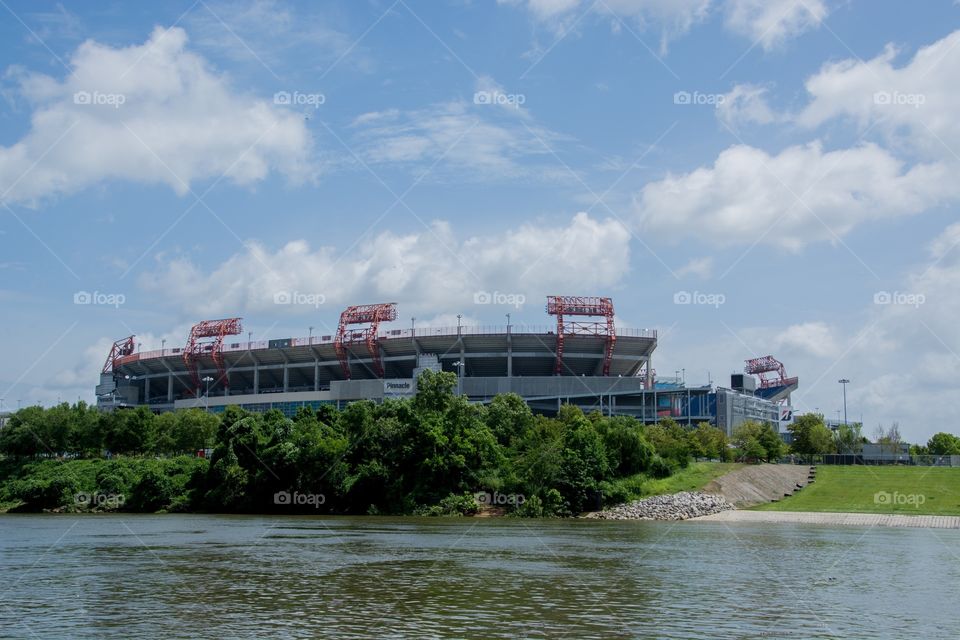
[782,454,960,467]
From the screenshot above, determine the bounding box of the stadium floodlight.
[453,360,464,395]
[838,379,850,425]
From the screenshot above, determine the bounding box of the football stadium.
[96,296,797,435]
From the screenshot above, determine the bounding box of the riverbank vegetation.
[1,372,744,516]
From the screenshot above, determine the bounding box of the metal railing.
[120,325,657,363]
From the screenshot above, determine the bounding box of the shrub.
[128,469,175,512]
[647,454,674,479]
[415,492,481,516]
[9,476,80,510]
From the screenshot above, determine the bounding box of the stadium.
[96,296,797,436]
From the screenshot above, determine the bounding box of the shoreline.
[692,509,960,529]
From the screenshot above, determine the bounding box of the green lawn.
[752,466,960,516]
[607,462,744,504]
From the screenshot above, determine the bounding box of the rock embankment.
[585,491,735,521]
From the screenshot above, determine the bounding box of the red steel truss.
[102,336,136,374]
[183,318,243,396]
[744,355,798,389]
[334,303,398,379]
[545,295,616,376]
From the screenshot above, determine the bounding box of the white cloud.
[501,0,711,52]
[756,222,960,441]
[186,0,366,71]
[52,330,178,389]
[599,0,712,52]
[716,83,779,130]
[724,0,828,50]
[348,100,565,181]
[504,0,824,50]
[832,225,960,436]
[138,212,631,317]
[797,30,960,161]
[634,141,957,250]
[0,26,312,206]
[506,0,581,21]
[773,322,838,359]
[675,256,713,278]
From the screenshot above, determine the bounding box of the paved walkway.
[693,509,960,529]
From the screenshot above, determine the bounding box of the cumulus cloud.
[773,322,839,359]
[0,26,312,206]
[138,212,631,317]
[797,29,960,161]
[634,141,957,250]
[724,0,828,50]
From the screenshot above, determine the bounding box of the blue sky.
[2,0,959,442]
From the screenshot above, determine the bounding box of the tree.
[153,412,178,455]
[788,414,833,459]
[485,393,534,446]
[645,418,692,467]
[875,422,904,459]
[595,415,654,475]
[0,406,47,458]
[834,423,864,455]
[101,406,157,455]
[557,407,609,513]
[690,422,730,461]
[172,409,219,454]
[732,421,782,462]
[758,423,785,461]
[927,432,960,455]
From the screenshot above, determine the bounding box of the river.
[1,514,958,638]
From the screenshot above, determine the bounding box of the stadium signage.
[383,379,415,397]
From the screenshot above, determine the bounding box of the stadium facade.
[96,297,797,436]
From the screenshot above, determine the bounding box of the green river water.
[1,514,958,638]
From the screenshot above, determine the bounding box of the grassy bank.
[752,466,960,516]
[604,462,744,504]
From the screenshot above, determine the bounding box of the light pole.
[506,312,511,329]
[453,360,463,396]
[309,326,314,345]
[457,314,462,336]
[838,378,850,426]
[161,338,166,355]
[248,332,252,349]
[202,376,214,410]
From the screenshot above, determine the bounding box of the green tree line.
[1,372,744,515]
